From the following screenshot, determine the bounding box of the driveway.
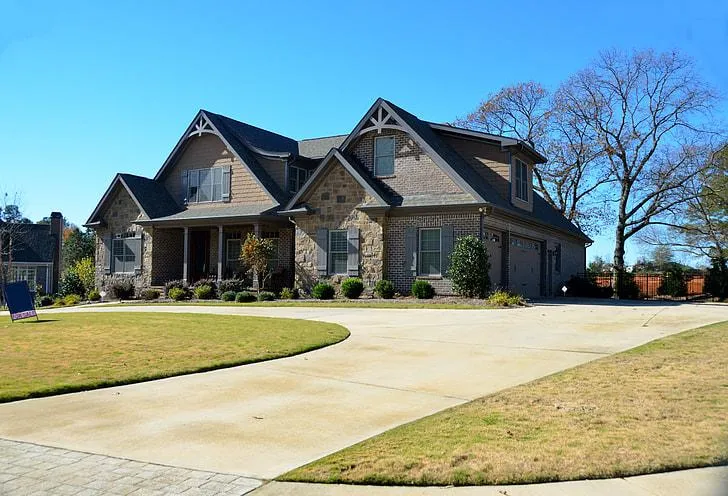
[0,302,725,481]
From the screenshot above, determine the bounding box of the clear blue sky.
[2,0,726,265]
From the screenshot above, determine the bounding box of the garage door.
[510,236,541,298]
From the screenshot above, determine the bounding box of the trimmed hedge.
[235,291,256,303]
[312,282,335,300]
[411,280,435,299]
[220,290,237,302]
[374,280,395,299]
[341,278,364,299]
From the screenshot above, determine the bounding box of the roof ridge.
[202,109,297,143]
[298,133,349,142]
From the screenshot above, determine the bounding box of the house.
[1,212,64,294]
[85,99,591,298]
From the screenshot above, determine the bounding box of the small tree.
[240,233,275,292]
[62,228,95,269]
[448,235,491,298]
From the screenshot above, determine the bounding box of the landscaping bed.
[0,312,349,402]
[281,320,728,485]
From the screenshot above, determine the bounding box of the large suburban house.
[1,212,64,294]
[85,99,590,298]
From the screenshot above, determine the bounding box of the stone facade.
[293,158,384,291]
[94,185,152,293]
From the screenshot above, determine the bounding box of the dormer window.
[514,159,529,202]
[374,136,395,176]
[288,166,311,193]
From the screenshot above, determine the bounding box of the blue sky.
[2,0,727,265]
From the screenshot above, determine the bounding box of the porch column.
[252,223,261,290]
[183,227,189,282]
[217,225,224,283]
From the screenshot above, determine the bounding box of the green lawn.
[281,321,728,486]
[0,312,348,403]
[111,300,503,310]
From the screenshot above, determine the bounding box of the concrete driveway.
[0,302,725,481]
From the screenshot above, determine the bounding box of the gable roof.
[298,135,347,159]
[285,149,390,211]
[0,223,57,263]
[85,173,180,227]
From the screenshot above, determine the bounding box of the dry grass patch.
[0,312,348,402]
[282,321,728,485]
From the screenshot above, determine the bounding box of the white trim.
[374,135,395,177]
[418,227,442,276]
[185,166,225,204]
[328,229,348,276]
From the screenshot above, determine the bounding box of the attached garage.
[509,235,541,298]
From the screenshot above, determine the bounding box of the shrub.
[235,291,256,303]
[60,270,85,298]
[108,277,135,300]
[312,282,335,300]
[37,295,54,307]
[87,288,101,301]
[140,289,160,300]
[63,294,82,306]
[411,280,435,299]
[448,235,491,298]
[258,291,276,301]
[220,290,237,302]
[657,266,688,297]
[72,257,96,297]
[279,287,298,300]
[564,275,614,298]
[374,280,395,299]
[487,289,526,307]
[192,279,217,298]
[193,284,215,300]
[218,279,247,294]
[164,279,188,297]
[168,287,188,301]
[53,297,66,306]
[341,277,364,299]
[616,271,641,299]
[706,257,728,300]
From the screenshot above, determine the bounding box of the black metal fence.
[574,271,708,300]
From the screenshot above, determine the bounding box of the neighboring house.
[1,212,64,294]
[85,98,590,298]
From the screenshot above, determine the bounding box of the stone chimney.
[50,212,63,294]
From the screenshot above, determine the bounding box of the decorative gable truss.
[357,106,404,136]
[188,114,216,138]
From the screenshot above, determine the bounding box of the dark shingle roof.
[135,203,277,224]
[119,174,181,219]
[1,223,56,263]
[298,135,347,159]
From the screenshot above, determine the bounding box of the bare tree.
[0,192,30,303]
[640,144,727,260]
[456,81,611,235]
[559,49,721,271]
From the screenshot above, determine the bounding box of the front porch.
[148,220,294,290]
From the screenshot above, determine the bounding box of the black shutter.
[404,227,417,276]
[316,228,328,276]
[441,225,454,277]
[347,227,360,276]
[104,235,112,274]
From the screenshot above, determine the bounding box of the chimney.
[50,212,63,294]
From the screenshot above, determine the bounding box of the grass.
[0,312,348,403]
[281,321,728,486]
[109,299,504,310]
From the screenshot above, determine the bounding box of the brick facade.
[350,129,466,197]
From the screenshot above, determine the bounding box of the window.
[374,136,395,176]
[112,234,140,274]
[555,243,562,273]
[226,238,242,273]
[328,230,348,275]
[262,231,280,271]
[514,159,529,201]
[288,166,311,193]
[187,167,223,203]
[11,266,36,285]
[418,228,441,276]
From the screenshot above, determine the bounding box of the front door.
[189,230,210,282]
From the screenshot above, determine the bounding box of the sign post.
[2,281,39,322]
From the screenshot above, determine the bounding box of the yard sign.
[2,281,38,322]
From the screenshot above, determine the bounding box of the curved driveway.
[0,302,725,481]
